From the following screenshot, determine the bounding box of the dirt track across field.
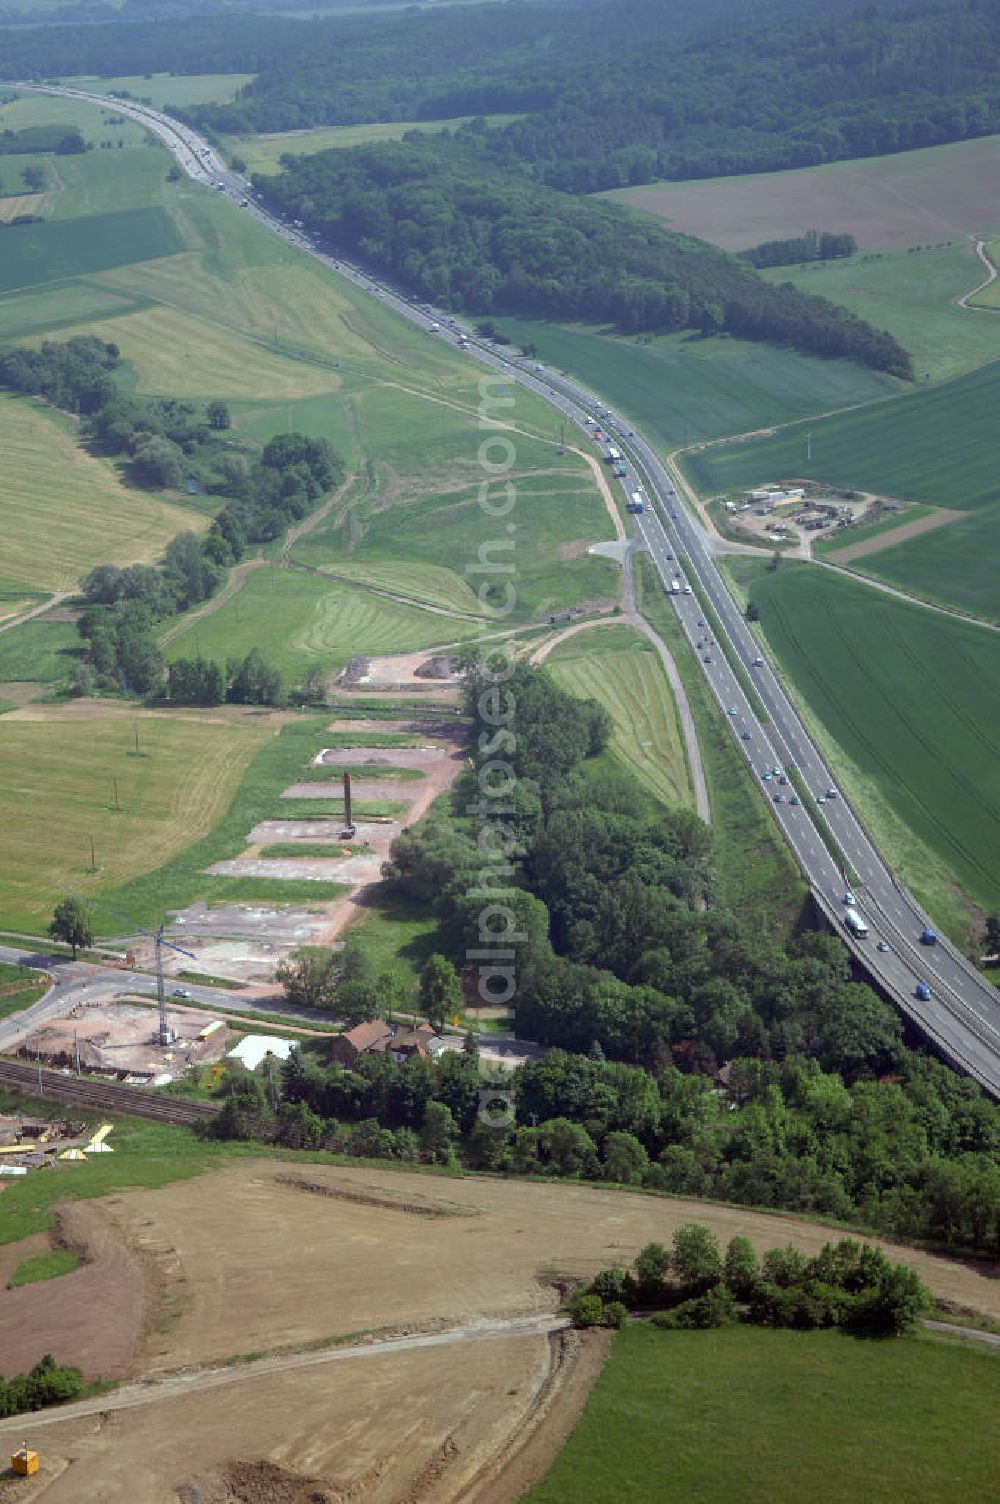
[826,507,963,562]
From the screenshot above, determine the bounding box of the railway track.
[0,1059,221,1125]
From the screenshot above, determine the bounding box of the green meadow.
[526,1323,999,1504]
[547,626,693,808]
[728,557,1000,926]
[500,316,899,453]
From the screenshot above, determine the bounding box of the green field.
[762,243,1000,383]
[728,558,1000,926]
[548,627,693,808]
[0,207,182,294]
[63,73,256,110]
[0,708,275,932]
[842,501,1000,622]
[500,317,899,453]
[163,567,481,682]
[231,113,522,174]
[294,467,618,622]
[969,238,1000,307]
[526,1324,999,1504]
[684,359,1000,510]
[0,618,82,683]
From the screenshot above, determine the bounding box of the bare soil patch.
[826,507,963,562]
[73,1160,1000,1383]
[0,1202,144,1380]
[470,1329,613,1504]
[609,136,1000,249]
[0,1332,555,1504]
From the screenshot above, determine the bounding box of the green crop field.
[728,558,1000,926]
[64,72,257,110]
[684,359,1000,511]
[842,500,1000,622]
[969,238,1000,306]
[526,1324,999,1504]
[762,243,1000,383]
[547,627,693,808]
[604,132,1000,252]
[500,317,898,453]
[0,393,204,594]
[163,567,481,682]
[233,113,523,174]
[0,707,275,932]
[0,207,182,294]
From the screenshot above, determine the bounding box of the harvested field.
[825,507,963,562]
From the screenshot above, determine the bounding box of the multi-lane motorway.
[21,84,1000,1098]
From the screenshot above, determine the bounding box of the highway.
[18,84,1000,1099]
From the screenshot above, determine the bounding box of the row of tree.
[571,1224,931,1338]
[0,123,86,155]
[740,230,858,270]
[259,137,911,376]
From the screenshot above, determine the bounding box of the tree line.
[0,124,86,155]
[259,138,912,376]
[4,0,999,192]
[570,1223,931,1338]
[740,231,858,271]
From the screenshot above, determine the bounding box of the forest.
[3,0,1000,192]
[260,137,911,374]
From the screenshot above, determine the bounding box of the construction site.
[14,1001,234,1085]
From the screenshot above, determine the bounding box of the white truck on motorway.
[844,907,869,938]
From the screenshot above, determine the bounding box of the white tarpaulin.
[227,1035,294,1070]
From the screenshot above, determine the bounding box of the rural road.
[0,1315,569,1436]
[956,236,999,310]
[16,83,1000,1098]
